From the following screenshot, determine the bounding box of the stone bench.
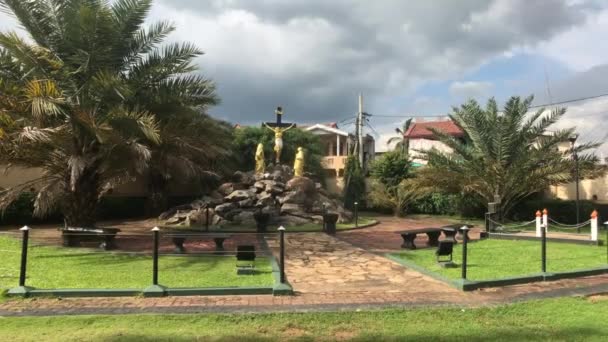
[162,229,232,254]
[396,228,444,250]
[61,227,121,250]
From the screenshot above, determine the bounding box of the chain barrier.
[547,218,591,230]
[487,218,537,230]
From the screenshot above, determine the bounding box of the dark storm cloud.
[149,0,599,124]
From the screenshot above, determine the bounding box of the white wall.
[408,139,453,164]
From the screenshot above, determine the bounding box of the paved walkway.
[1,216,607,317]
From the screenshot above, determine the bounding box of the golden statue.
[255,143,265,174]
[294,147,305,177]
[263,123,295,164]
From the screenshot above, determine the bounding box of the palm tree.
[0,0,219,226]
[145,110,233,214]
[414,96,600,216]
[387,118,413,154]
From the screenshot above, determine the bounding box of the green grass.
[391,239,607,281]
[0,236,272,291]
[0,297,607,341]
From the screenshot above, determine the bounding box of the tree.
[0,0,218,226]
[387,118,413,155]
[415,96,601,216]
[231,126,324,179]
[368,150,421,215]
[342,155,365,210]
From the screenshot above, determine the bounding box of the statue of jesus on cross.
[263,106,296,164]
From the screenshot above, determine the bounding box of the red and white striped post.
[542,208,549,233]
[535,210,542,237]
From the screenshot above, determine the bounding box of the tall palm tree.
[414,96,601,216]
[0,0,219,226]
[387,118,413,154]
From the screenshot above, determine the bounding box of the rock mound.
[160,165,352,228]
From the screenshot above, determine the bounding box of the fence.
[486,209,602,242]
[456,220,608,290]
[1,226,291,298]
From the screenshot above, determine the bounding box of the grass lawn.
[391,239,607,281]
[0,236,273,291]
[0,297,607,341]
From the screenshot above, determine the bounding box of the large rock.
[238,198,255,208]
[224,190,254,202]
[278,191,308,205]
[280,203,307,216]
[187,208,215,226]
[286,177,315,194]
[215,202,236,215]
[276,215,312,226]
[256,192,275,207]
[232,210,256,225]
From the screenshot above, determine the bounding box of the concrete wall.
[550,175,608,202]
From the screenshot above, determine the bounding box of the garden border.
[384,253,608,291]
[488,232,603,246]
[7,234,293,298]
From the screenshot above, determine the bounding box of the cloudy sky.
[1,0,607,156]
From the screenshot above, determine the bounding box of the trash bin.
[323,213,339,235]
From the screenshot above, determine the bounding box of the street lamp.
[568,134,580,231]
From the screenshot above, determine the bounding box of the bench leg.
[63,235,80,247]
[443,231,458,244]
[213,238,226,254]
[427,231,441,247]
[102,236,116,251]
[400,234,417,250]
[172,237,186,254]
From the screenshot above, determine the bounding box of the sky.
[1,0,607,157]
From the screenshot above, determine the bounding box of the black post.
[278,226,286,284]
[354,201,359,228]
[152,227,160,285]
[605,221,608,265]
[541,223,547,273]
[205,206,210,232]
[461,226,469,280]
[18,226,30,287]
[575,153,580,231]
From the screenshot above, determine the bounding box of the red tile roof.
[403,120,464,139]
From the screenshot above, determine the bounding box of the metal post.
[152,227,160,285]
[205,206,210,232]
[541,223,547,273]
[461,226,469,280]
[354,201,359,228]
[18,226,30,287]
[605,221,608,265]
[575,152,580,231]
[278,226,286,284]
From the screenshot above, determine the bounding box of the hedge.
[510,199,608,224]
[409,192,486,218]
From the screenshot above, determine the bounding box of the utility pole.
[358,93,364,167]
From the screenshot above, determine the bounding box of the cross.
[262,106,296,128]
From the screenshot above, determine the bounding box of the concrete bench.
[162,229,232,254]
[61,227,121,250]
[396,228,443,250]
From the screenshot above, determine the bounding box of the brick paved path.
[1,216,608,316]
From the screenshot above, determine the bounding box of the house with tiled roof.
[403,119,464,165]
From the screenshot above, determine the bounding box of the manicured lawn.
[0,236,272,291]
[0,297,607,341]
[391,239,607,281]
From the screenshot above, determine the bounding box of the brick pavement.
[1,216,607,317]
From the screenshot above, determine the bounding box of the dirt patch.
[587,294,608,302]
[333,329,358,341]
[282,326,309,339]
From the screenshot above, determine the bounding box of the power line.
[529,92,608,108]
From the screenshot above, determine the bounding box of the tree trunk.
[146,172,169,216]
[61,171,100,227]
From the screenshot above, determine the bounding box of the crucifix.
[262,106,296,164]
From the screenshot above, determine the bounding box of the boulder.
[286,176,315,194]
[187,208,215,226]
[256,192,276,207]
[233,170,255,186]
[215,202,236,215]
[278,191,308,205]
[271,170,285,182]
[238,198,255,208]
[233,210,256,225]
[253,181,266,192]
[158,203,192,220]
[224,190,254,202]
[223,208,242,221]
[276,215,312,226]
[280,203,307,216]
[212,214,224,226]
[218,182,235,196]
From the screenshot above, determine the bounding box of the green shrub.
[410,192,486,218]
[0,192,62,225]
[510,199,606,224]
